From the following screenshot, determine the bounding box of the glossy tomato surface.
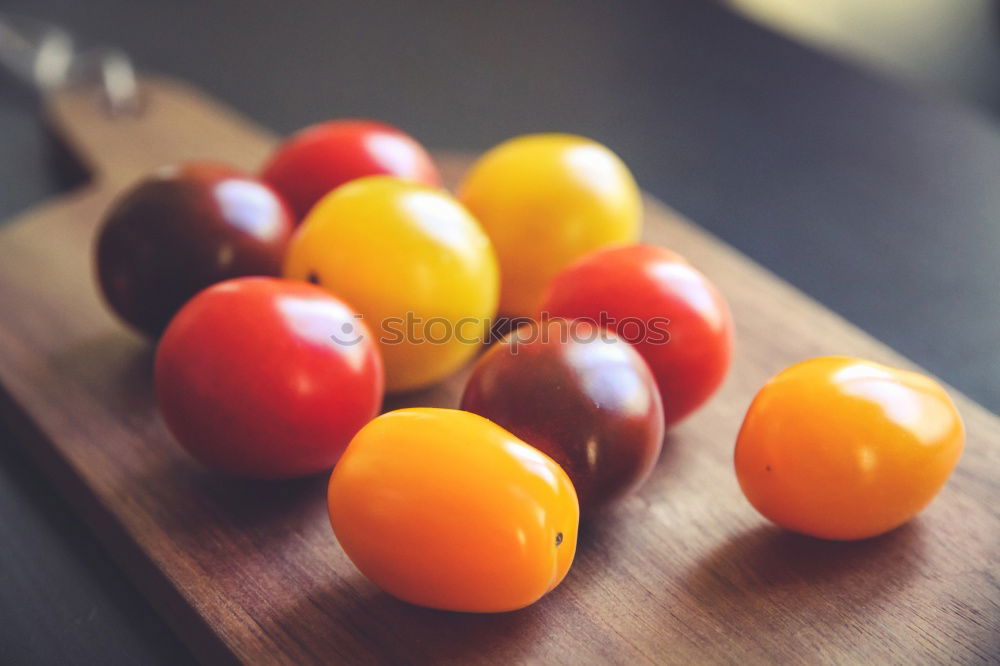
[96,162,293,338]
[735,357,964,540]
[155,277,383,478]
[461,319,664,514]
[261,119,440,220]
[328,408,578,612]
[284,176,498,392]
[539,244,732,427]
[458,134,641,317]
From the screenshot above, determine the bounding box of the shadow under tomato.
[486,316,534,345]
[575,429,688,531]
[278,576,554,665]
[675,520,926,633]
[686,520,924,588]
[47,331,157,418]
[128,455,331,566]
[653,430,686,475]
[191,461,323,524]
[381,381,461,412]
[184,468,329,531]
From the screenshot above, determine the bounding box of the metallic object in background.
[0,13,140,114]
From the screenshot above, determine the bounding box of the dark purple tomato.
[461,319,665,514]
[95,162,293,337]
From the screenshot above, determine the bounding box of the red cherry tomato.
[155,277,384,478]
[261,120,441,220]
[539,244,732,427]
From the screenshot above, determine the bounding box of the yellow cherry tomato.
[284,177,499,392]
[735,357,964,540]
[458,134,642,317]
[328,408,579,612]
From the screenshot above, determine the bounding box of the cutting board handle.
[44,76,278,188]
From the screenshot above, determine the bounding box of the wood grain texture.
[0,77,997,664]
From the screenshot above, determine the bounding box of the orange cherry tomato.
[328,408,579,612]
[735,357,964,540]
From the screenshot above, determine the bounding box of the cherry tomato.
[96,162,293,337]
[539,244,732,427]
[458,134,642,317]
[461,319,664,514]
[735,357,964,540]
[261,119,440,220]
[283,176,499,392]
[328,408,578,612]
[155,277,383,478]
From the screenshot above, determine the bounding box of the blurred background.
[731,0,1000,114]
[0,1,998,664]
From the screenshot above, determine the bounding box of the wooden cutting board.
[0,77,997,665]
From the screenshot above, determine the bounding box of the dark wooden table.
[1,1,997,663]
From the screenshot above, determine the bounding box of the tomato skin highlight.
[461,319,664,514]
[539,244,732,427]
[96,162,293,338]
[327,408,579,613]
[458,134,642,318]
[155,277,384,479]
[283,176,499,392]
[734,356,965,540]
[261,119,440,221]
